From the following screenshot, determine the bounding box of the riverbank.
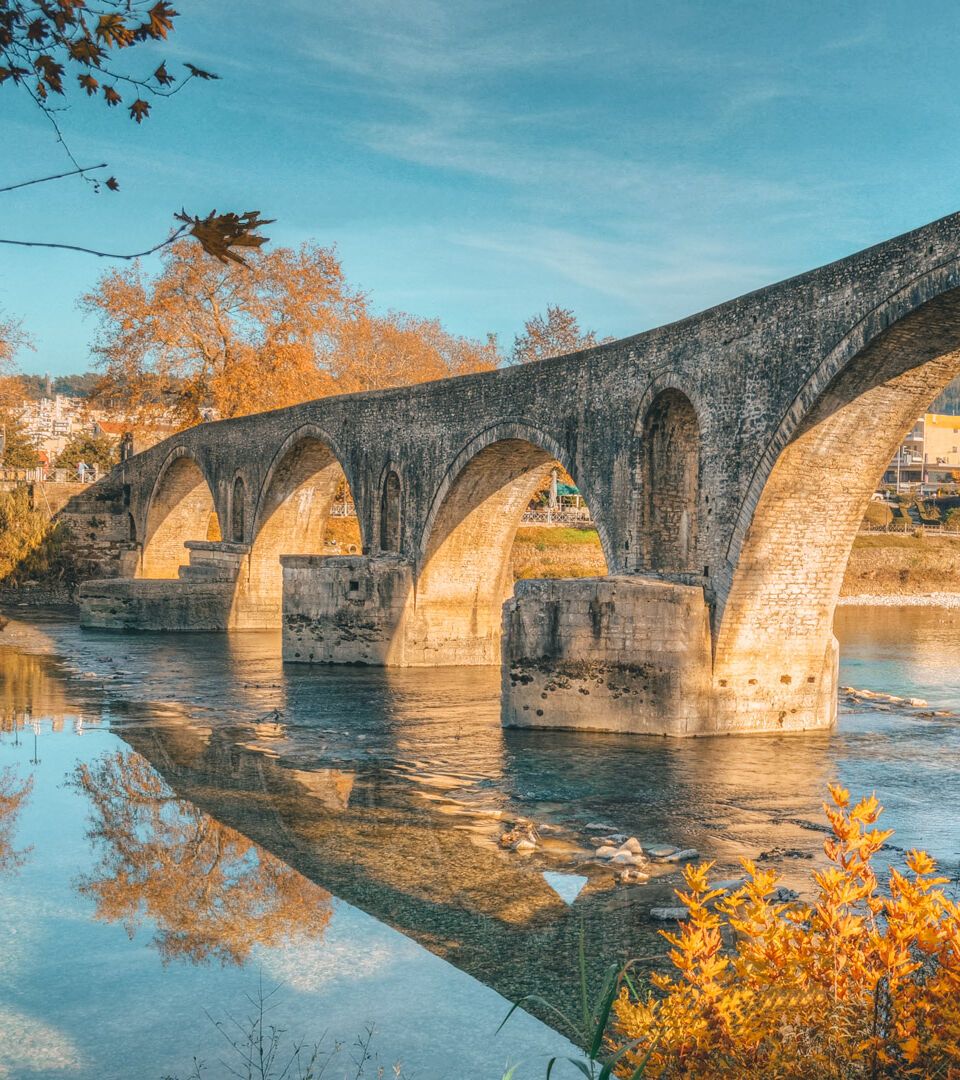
[5,521,960,610]
[840,532,960,599]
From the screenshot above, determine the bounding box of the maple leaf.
[144,2,177,39]
[77,72,99,95]
[35,54,65,94]
[26,18,46,43]
[102,84,121,106]
[128,97,150,123]
[153,61,174,87]
[68,37,104,66]
[95,13,133,47]
[175,209,274,266]
[105,176,119,191]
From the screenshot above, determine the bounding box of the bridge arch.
[714,277,960,726]
[231,475,247,544]
[378,464,404,553]
[635,385,703,574]
[407,421,611,665]
[140,446,221,579]
[236,424,363,628]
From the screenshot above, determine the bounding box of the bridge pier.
[80,540,247,631]
[501,576,837,736]
[281,555,413,664]
[280,553,506,665]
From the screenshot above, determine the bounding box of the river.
[1,605,959,1079]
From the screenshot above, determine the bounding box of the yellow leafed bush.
[613,786,960,1078]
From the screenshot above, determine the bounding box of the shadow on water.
[2,607,960,1063]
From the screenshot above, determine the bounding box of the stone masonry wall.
[502,577,715,735]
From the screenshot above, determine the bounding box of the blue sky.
[3,0,960,376]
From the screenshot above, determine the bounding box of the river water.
[1,606,960,1079]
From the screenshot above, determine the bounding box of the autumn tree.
[512,304,605,365]
[0,312,29,409]
[82,240,359,428]
[55,431,117,473]
[83,241,501,427]
[0,314,37,467]
[72,750,333,966]
[333,311,500,394]
[0,412,39,467]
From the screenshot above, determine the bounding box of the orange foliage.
[0,313,30,410]
[613,786,960,1078]
[0,767,32,873]
[82,241,501,430]
[72,750,332,966]
[333,311,500,393]
[83,240,360,429]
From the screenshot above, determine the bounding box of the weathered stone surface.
[79,578,233,631]
[67,213,960,732]
[502,576,714,735]
[281,555,412,664]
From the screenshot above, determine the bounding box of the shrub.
[612,787,960,1078]
[863,502,893,528]
[0,488,86,589]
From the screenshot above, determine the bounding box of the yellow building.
[922,413,960,467]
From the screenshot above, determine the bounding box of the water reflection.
[71,749,333,966]
[2,608,960,1073]
[0,767,32,873]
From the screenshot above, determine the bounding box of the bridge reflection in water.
[5,612,960,1074]
[1,620,851,1024]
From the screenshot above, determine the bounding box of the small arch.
[637,389,700,573]
[127,512,137,543]
[379,469,402,553]
[231,476,246,544]
[235,428,361,628]
[140,449,221,578]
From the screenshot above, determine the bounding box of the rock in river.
[662,848,699,863]
[650,906,689,921]
[645,844,677,859]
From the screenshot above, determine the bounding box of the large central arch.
[714,285,960,727]
[400,423,611,666]
[233,426,362,629]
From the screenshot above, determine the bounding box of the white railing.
[520,507,595,526]
[860,523,960,536]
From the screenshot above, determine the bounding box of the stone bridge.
[79,213,960,735]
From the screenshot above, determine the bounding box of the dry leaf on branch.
[174,209,275,266]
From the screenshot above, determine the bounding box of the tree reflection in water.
[0,768,32,873]
[71,750,332,966]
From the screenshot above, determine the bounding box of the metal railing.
[859,522,960,536]
[520,507,595,526]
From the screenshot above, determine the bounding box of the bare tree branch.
[0,163,109,194]
[0,224,189,260]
